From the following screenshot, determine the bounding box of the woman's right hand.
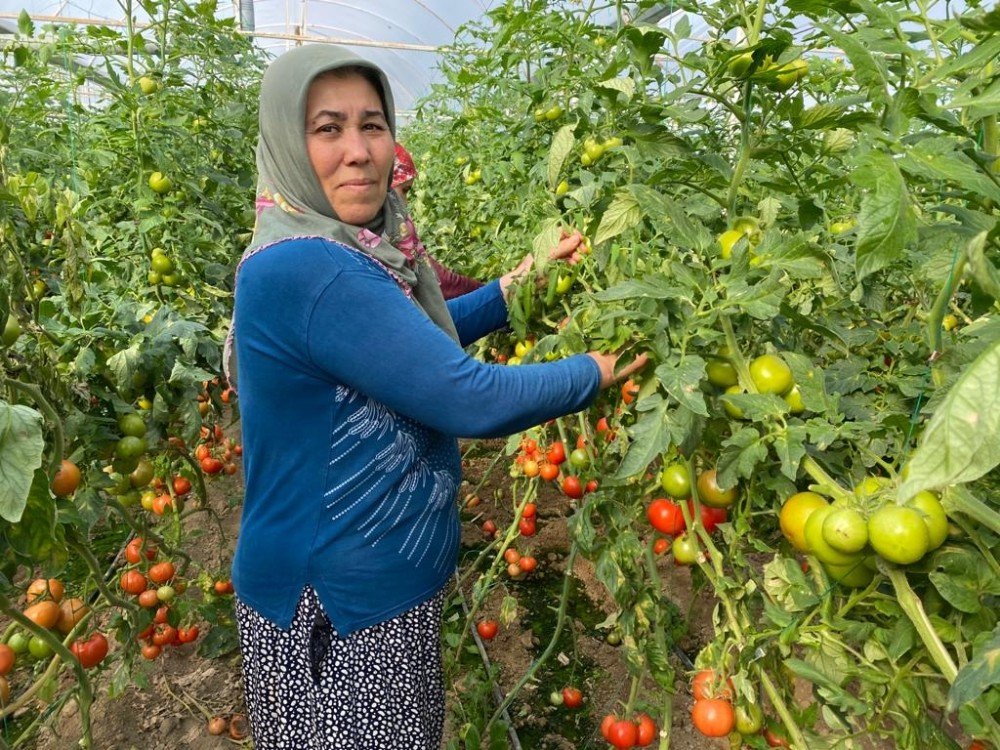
[587,352,649,389]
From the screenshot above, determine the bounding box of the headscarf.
[392,143,418,189]
[224,45,458,387]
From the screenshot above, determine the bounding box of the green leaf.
[596,76,636,99]
[594,188,642,247]
[898,338,1000,499]
[717,427,768,487]
[654,356,709,417]
[965,231,1000,302]
[18,9,34,36]
[0,401,46,523]
[948,625,1000,710]
[821,26,888,104]
[774,425,809,480]
[615,399,671,479]
[168,360,217,386]
[547,124,575,190]
[596,277,681,301]
[946,77,1000,119]
[900,138,1000,205]
[927,547,1000,614]
[920,35,1000,85]
[783,658,869,714]
[851,151,916,280]
[197,621,239,659]
[106,344,142,388]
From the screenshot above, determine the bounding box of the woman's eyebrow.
[309,109,385,123]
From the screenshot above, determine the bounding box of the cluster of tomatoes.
[707,350,804,418]
[647,462,733,564]
[138,473,191,516]
[515,436,600,501]
[192,423,242,477]
[598,711,658,748]
[1,578,105,701]
[779,481,949,587]
[503,546,538,580]
[120,538,200,659]
[206,712,249,741]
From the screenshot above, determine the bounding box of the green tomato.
[672,533,699,564]
[722,385,744,419]
[749,353,794,395]
[555,274,574,294]
[705,358,738,388]
[727,51,754,78]
[717,229,746,259]
[157,585,176,602]
[868,505,930,565]
[659,463,690,499]
[148,171,172,194]
[545,105,563,121]
[569,448,590,469]
[906,491,948,550]
[821,507,869,553]
[1,316,22,347]
[784,385,805,414]
[804,506,864,565]
[830,218,856,234]
[533,108,547,121]
[603,136,623,149]
[767,58,809,92]
[138,75,158,95]
[119,413,147,438]
[555,180,570,196]
[150,254,173,274]
[116,435,148,460]
[823,559,876,588]
[735,703,763,735]
[7,632,30,655]
[148,271,162,285]
[161,273,181,287]
[697,469,737,508]
[580,152,593,167]
[28,635,54,660]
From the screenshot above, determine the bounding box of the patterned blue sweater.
[231,238,601,634]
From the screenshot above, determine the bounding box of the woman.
[391,142,484,299]
[229,44,644,749]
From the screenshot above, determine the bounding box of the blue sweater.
[231,237,601,634]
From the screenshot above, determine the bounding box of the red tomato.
[482,520,498,538]
[213,579,235,595]
[692,699,735,737]
[562,476,584,499]
[138,589,160,608]
[561,686,583,709]
[522,503,537,519]
[522,459,540,478]
[152,624,177,647]
[539,462,559,482]
[151,494,173,515]
[519,517,536,537]
[600,714,616,740]
[504,548,521,565]
[653,538,670,555]
[692,669,734,701]
[576,434,587,450]
[764,728,791,747]
[687,501,727,533]
[595,416,610,433]
[621,379,640,405]
[647,498,685,535]
[148,561,175,585]
[518,555,537,573]
[120,570,147,595]
[635,713,657,746]
[154,606,170,624]
[194,444,211,461]
[585,479,599,493]
[178,625,200,643]
[476,620,499,640]
[70,633,109,669]
[172,475,192,496]
[200,456,224,475]
[546,441,566,465]
[608,719,638,748]
[140,643,162,660]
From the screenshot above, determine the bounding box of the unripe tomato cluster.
[599,711,657,748]
[148,246,181,286]
[648,461,732,565]
[779,484,949,586]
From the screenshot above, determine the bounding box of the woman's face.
[305,72,394,225]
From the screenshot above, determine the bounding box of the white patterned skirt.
[235,586,446,749]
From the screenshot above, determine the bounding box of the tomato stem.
[943,485,1000,537]
[800,456,852,503]
[884,565,957,681]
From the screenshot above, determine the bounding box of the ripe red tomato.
[151,494,173,515]
[504,548,521,565]
[764,728,791,747]
[140,643,162,660]
[561,686,583,709]
[178,625,200,644]
[0,645,14,676]
[522,503,537,519]
[539,462,559,482]
[518,555,537,573]
[595,416,610,433]
[201,456,224,475]
[148,561,175,585]
[125,537,155,564]
[585,479,599,493]
[482,520,498,538]
[172,475,192,496]
[647,498,685,535]
[154,605,170,625]
[562,476,584,499]
[152,624,177,647]
[692,669,734,701]
[968,742,989,750]
[546,441,566,465]
[692,698,735,737]
[608,718,638,748]
[635,713,657,746]
[120,570,147,595]
[698,504,728,533]
[519,517,536,537]
[213,579,235,595]
[70,633,109,668]
[476,620,499,640]
[138,589,160,608]
[653,538,669,555]
[600,714,617,740]
[621,378,640,405]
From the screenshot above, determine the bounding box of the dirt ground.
[17,434,727,749]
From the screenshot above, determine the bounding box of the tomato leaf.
[821,26,889,104]
[17,9,34,36]
[547,124,575,191]
[900,138,1000,205]
[594,188,642,247]
[655,356,709,417]
[965,231,1000,302]
[499,595,518,627]
[927,547,1000,614]
[783,658,868,715]
[0,401,45,523]
[851,150,917,280]
[947,624,1000,711]
[898,338,1000,500]
[764,556,820,613]
[614,398,671,479]
[717,428,769,488]
[773,425,809,480]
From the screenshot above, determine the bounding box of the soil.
[12,432,726,749]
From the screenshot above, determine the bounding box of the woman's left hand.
[549,228,587,265]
